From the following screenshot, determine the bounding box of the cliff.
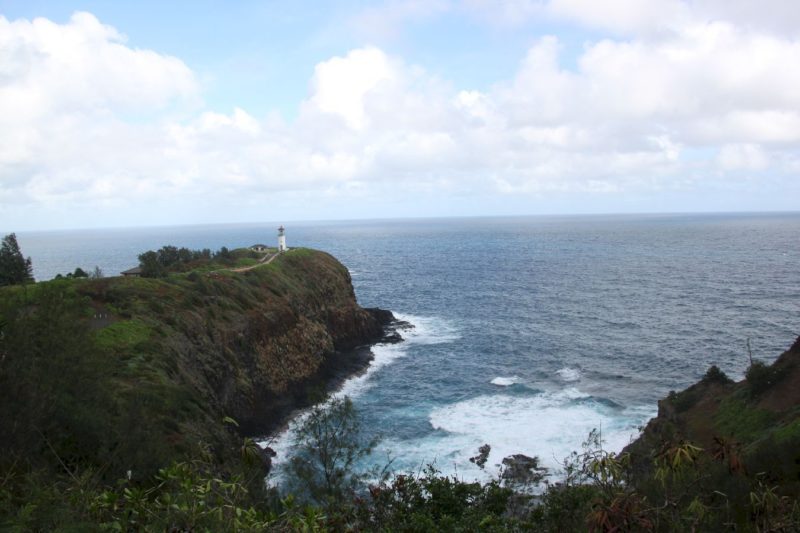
[0,248,395,481]
[624,335,800,495]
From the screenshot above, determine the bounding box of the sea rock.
[382,331,405,344]
[501,454,547,485]
[469,444,491,469]
[366,308,412,343]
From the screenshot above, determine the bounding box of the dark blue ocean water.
[16,213,800,480]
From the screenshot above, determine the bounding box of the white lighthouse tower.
[277,225,287,252]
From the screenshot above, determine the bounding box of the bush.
[746,360,776,397]
[702,365,733,385]
[669,389,700,413]
[359,466,514,531]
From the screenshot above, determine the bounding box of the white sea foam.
[261,314,459,483]
[490,376,521,386]
[556,367,581,382]
[393,313,461,345]
[336,314,459,398]
[402,388,647,483]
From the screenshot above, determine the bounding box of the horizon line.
[10,208,800,234]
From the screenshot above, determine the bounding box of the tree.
[0,233,34,286]
[288,396,378,507]
[92,266,104,279]
[0,284,112,474]
[214,246,232,261]
[138,250,165,278]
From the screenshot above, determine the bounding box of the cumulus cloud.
[1,6,799,228]
[306,47,397,129]
[0,12,196,120]
[0,12,198,210]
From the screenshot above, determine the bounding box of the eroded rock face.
[216,254,399,435]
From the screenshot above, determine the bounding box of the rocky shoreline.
[245,308,408,440]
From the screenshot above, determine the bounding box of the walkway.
[217,251,280,273]
[228,251,279,272]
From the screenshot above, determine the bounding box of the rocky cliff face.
[74,248,394,473]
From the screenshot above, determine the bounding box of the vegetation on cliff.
[2,236,799,530]
[0,246,392,528]
[135,244,267,277]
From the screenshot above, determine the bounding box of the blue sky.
[1,0,799,230]
[1,1,584,116]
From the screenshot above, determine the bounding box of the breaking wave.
[556,367,581,382]
[490,376,521,386]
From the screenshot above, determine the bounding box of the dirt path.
[224,251,279,273]
[205,250,291,276]
[209,252,281,274]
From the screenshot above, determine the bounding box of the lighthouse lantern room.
[278,225,287,252]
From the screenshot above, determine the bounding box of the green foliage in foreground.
[5,390,800,532]
[287,396,381,509]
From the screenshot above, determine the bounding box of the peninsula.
[0,246,397,484]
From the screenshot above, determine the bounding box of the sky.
[1,0,799,231]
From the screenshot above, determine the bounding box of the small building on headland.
[121,266,142,277]
[250,244,269,253]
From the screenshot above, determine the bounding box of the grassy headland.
[0,247,389,483]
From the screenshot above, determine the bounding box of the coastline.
[247,308,406,441]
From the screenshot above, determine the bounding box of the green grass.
[714,392,776,443]
[773,418,800,443]
[93,318,151,353]
[234,257,259,267]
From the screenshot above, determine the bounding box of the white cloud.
[306,47,397,129]
[351,0,452,40]
[1,8,799,228]
[717,144,769,171]
[463,0,800,38]
[689,0,800,38]
[461,0,546,27]
[0,12,199,212]
[549,0,691,36]
[0,12,196,122]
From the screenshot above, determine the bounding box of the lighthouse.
[277,225,287,252]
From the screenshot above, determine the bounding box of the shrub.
[359,466,514,531]
[669,389,700,413]
[746,360,776,397]
[702,365,733,385]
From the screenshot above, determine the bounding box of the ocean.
[16,213,800,482]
